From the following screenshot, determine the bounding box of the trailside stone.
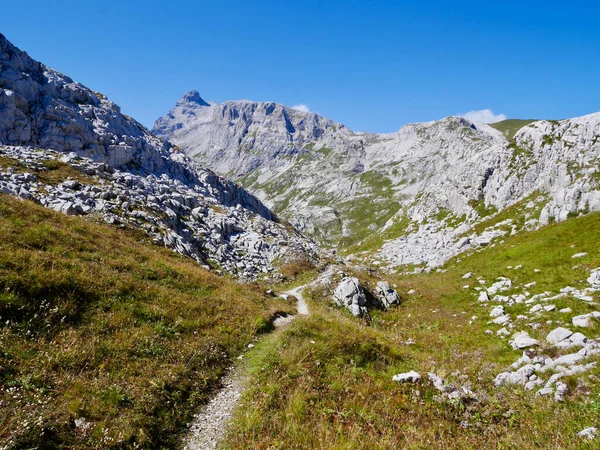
[494,364,535,386]
[488,278,512,295]
[588,269,600,288]
[490,305,505,318]
[492,314,510,325]
[572,252,588,259]
[569,332,588,347]
[573,314,594,328]
[554,382,568,402]
[333,277,368,317]
[478,291,490,303]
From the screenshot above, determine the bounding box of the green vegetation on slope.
[489,119,537,140]
[223,212,600,449]
[0,194,293,449]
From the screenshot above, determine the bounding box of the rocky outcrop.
[332,277,368,317]
[0,33,186,179]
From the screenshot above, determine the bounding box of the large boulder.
[333,277,368,317]
[375,281,401,309]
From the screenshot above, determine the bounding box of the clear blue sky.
[3,0,600,133]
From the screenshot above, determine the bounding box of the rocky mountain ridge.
[0,34,317,278]
[155,92,600,271]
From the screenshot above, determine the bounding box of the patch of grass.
[342,215,410,256]
[38,159,98,186]
[280,257,317,281]
[0,194,293,449]
[468,198,498,218]
[489,119,537,140]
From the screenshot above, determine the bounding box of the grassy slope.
[223,212,600,449]
[0,193,293,449]
[489,119,537,140]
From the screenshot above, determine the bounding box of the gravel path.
[284,285,310,315]
[182,283,314,449]
[183,369,246,450]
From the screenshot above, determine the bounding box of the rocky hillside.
[0,34,317,278]
[153,93,505,245]
[155,93,600,271]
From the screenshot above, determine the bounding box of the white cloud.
[292,104,310,113]
[459,109,507,124]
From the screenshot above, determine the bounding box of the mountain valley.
[1,31,600,449]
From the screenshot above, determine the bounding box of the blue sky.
[3,0,600,132]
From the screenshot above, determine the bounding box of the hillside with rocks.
[155,92,600,273]
[0,34,317,279]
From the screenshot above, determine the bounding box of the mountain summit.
[178,90,210,106]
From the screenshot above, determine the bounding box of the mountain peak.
[178,90,210,107]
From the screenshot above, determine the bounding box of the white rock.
[490,305,505,318]
[494,364,535,386]
[530,304,543,313]
[569,332,587,346]
[554,381,568,402]
[536,387,554,396]
[393,370,421,383]
[510,332,539,350]
[546,327,573,345]
[492,315,511,325]
[572,314,594,328]
[333,277,368,317]
[588,269,600,288]
[578,427,598,439]
[375,281,401,309]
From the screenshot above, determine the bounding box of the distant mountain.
[155,92,600,271]
[0,34,317,278]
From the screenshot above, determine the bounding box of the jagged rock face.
[153,92,361,178]
[0,34,318,278]
[0,33,185,178]
[154,94,506,245]
[0,146,317,279]
[156,92,600,272]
